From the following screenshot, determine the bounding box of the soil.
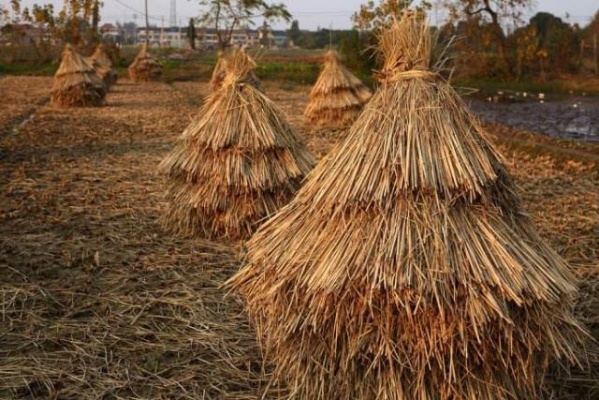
[0,76,597,399]
[467,94,599,143]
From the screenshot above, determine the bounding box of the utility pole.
[170,0,177,28]
[161,16,165,48]
[144,0,149,45]
[178,17,182,48]
[594,34,598,75]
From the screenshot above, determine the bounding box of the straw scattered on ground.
[0,75,52,135]
[1,79,270,399]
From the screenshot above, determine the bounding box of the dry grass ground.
[0,76,597,399]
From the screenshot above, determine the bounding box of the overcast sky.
[15,0,599,30]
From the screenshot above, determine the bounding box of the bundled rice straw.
[128,43,163,82]
[210,48,261,92]
[304,50,372,128]
[50,44,106,108]
[229,14,588,400]
[210,50,227,91]
[159,49,314,240]
[88,43,117,88]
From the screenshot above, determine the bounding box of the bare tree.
[444,0,532,76]
[197,0,291,50]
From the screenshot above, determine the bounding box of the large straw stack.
[229,15,587,399]
[89,43,117,88]
[303,50,372,128]
[51,44,106,108]
[128,43,163,82]
[159,49,314,240]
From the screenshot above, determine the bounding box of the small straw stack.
[229,14,587,400]
[303,50,372,129]
[128,43,163,82]
[159,48,314,240]
[211,48,261,92]
[88,43,117,89]
[50,44,106,108]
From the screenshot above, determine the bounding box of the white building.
[136,27,186,48]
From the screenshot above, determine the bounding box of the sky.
[13,0,599,30]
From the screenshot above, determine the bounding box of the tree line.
[1,0,598,80]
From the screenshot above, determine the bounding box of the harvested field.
[0,76,598,399]
[0,76,52,135]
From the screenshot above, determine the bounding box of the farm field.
[0,75,598,399]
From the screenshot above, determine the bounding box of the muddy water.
[466,96,599,143]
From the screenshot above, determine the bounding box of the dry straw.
[210,48,261,92]
[159,48,314,240]
[304,50,372,128]
[88,43,118,89]
[210,50,227,91]
[128,43,163,82]
[229,13,588,400]
[50,44,106,108]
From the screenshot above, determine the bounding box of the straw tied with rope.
[160,49,314,240]
[229,13,589,400]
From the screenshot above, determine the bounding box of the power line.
[112,0,162,21]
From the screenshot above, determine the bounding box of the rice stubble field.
[0,75,597,399]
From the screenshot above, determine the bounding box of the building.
[136,26,186,48]
[99,23,122,42]
[133,26,287,49]
[0,23,44,45]
[198,28,260,50]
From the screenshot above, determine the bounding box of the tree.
[529,12,579,75]
[511,24,537,80]
[15,0,103,45]
[338,29,378,79]
[287,19,300,45]
[197,0,291,50]
[445,0,532,77]
[353,0,431,31]
[187,17,197,49]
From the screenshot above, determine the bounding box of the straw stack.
[229,15,587,400]
[128,43,163,82]
[303,50,372,128]
[51,44,106,108]
[159,49,314,240]
[210,50,227,91]
[88,43,118,88]
[211,48,261,92]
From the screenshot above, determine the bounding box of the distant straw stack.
[89,43,117,88]
[303,50,372,128]
[128,43,162,82]
[159,48,314,240]
[51,44,106,108]
[229,14,587,400]
[211,48,261,92]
